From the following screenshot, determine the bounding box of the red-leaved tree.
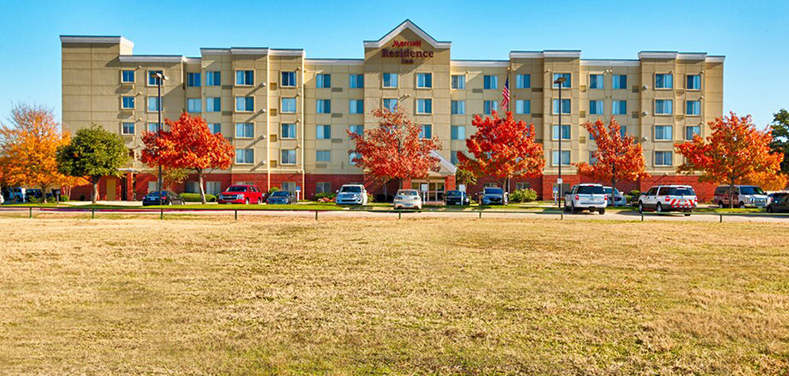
[675,112,787,207]
[573,118,649,202]
[348,106,441,194]
[457,111,544,192]
[140,113,234,204]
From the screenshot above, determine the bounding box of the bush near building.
[180,193,216,203]
[509,188,538,203]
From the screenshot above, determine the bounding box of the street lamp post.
[150,71,167,206]
[554,76,567,209]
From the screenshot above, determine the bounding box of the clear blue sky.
[0,0,787,127]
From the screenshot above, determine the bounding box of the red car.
[217,185,265,204]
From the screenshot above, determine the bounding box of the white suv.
[638,185,697,215]
[564,184,608,214]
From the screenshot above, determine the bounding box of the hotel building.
[60,20,724,201]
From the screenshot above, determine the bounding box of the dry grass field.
[0,214,788,375]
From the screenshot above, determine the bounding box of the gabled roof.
[363,19,451,49]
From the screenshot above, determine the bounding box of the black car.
[266,190,295,204]
[142,191,185,206]
[444,190,470,206]
[766,193,789,213]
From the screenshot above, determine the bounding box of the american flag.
[501,77,510,112]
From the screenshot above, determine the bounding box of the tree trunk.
[611,178,617,207]
[92,176,100,204]
[197,169,207,205]
[40,185,49,204]
[729,179,736,209]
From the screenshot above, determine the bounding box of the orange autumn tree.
[348,105,441,195]
[140,113,234,204]
[457,111,544,192]
[675,112,787,208]
[573,118,649,202]
[0,104,74,203]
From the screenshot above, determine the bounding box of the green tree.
[57,125,129,204]
[770,109,789,174]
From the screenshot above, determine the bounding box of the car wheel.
[167,201,172,206]
[245,198,250,205]
[638,202,644,213]
[599,208,605,215]
[718,201,724,208]
[738,202,745,209]
[570,202,576,214]
[656,203,663,213]
[766,206,773,213]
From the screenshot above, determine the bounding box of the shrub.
[509,188,538,203]
[367,193,374,204]
[629,190,641,198]
[180,193,216,202]
[28,197,43,204]
[59,195,69,202]
[315,192,336,200]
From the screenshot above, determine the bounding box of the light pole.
[150,71,167,206]
[554,76,566,209]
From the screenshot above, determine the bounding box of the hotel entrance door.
[411,181,445,202]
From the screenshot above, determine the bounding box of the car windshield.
[227,186,248,192]
[484,188,503,194]
[271,191,288,197]
[666,187,695,196]
[446,191,463,197]
[740,186,765,195]
[398,190,418,196]
[577,186,605,194]
[340,186,362,193]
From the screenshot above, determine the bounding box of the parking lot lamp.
[150,71,167,206]
[554,76,567,208]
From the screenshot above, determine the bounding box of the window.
[121,70,135,83]
[655,151,672,166]
[552,124,571,140]
[206,97,221,112]
[483,100,498,115]
[281,71,296,87]
[483,75,498,90]
[686,100,701,116]
[281,123,296,139]
[420,124,432,139]
[236,70,254,86]
[450,152,459,165]
[281,98,296,113]
[417,99,432,114]
[589,100,604,115]
[451,75,466,89]
[655,125,673,140]
[349,74,364,88]
[206,71,221,86]
[187,98,202,113]
[187,72,201,87]
[316,150,331,162]
[516,74,531,89]
[236,96,254,112]
[655,99,673,115]
[147,123,160,133]
[282,182,296,192]
[620,126,627,138]
[552,73,571,88]
[589,74,604,89]
[235,123,254,138]
[349,152,361,166]
[349,125,364,137]
[552,99,570,114]
[516,100,530,114]
[655,73,673,89]
[685,125,701,140]
[589,151,597,165]
[515,182,531,190]
[612,100,627,115]
[148,70,163,86]
[349,99,364,114]
[316,74,331,88]
[383,73,398,88]
[612,74,627,89]
[316,99,331,114]
[209,123,221,134]
[316,182,331,193]
[236,149,254,164]
[451,125,465,140]
[417,73,432,88]
[451,100,465,115]
[122,122,135,135]
[281,149,297,165]
[383,98,397,112]
[552,150,571,166]
[687,74,701,90]
[316,124,331,139]
[121,96,135,109]
[147,97,161,111]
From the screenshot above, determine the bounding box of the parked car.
[142,191,185,206]
[637,185,697,215]
[266,190,295,204]
[8,187,27,203]
[564,184,607,214]
[602,186,627,207]
[766,193,789,213]
[335,184,368,205]
[394,189,423,210]
[479,187,508,205]
[713,185,768,208]
[444,190,470,206]
[218,184,264,204]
